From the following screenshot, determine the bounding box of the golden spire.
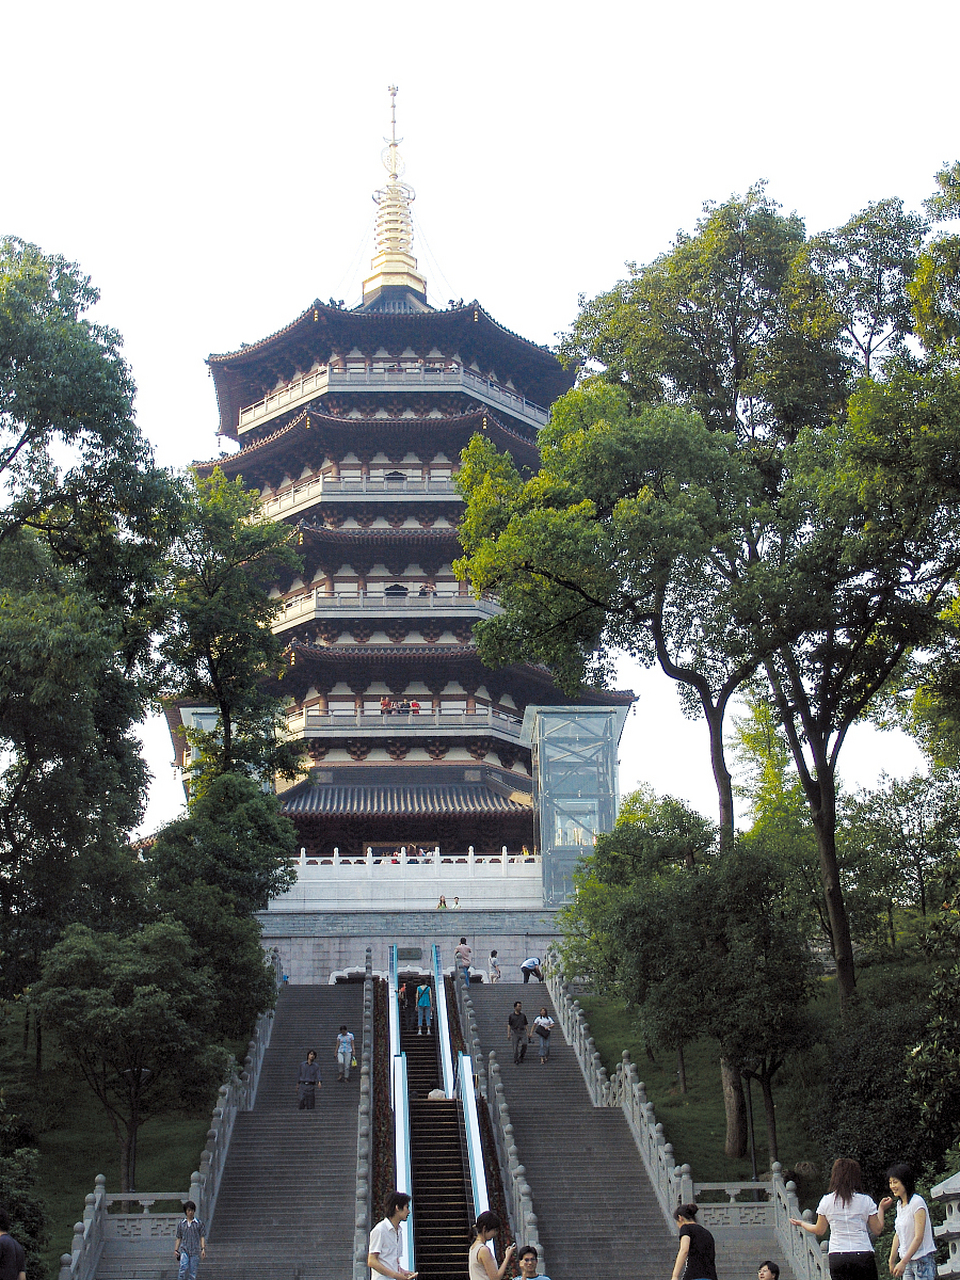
[362,85,428,305]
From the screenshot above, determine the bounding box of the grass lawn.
[576,993,824,1187]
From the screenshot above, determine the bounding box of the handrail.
[288,709,523,737]
[432,944,455,1097]
[485,1052,545,1275]
[458,1050,489,1220]
[388,946,401,1108]
[392,1054,415,1273]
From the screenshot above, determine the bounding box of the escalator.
[399,978,472,1280]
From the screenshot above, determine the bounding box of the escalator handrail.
[431,943,455,1097]
[392,1052,416,1273]
[388,945,401,1108]
[457,1050,489,1220]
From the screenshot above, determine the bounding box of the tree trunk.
[721,1057,747,1157]
[810,773,856,1010]
[705,704,736,853]
[677,1044,687,1094]
[34,1016,41,1072]
[759,1071,779,1164]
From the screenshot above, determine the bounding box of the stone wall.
[258,908,560,983]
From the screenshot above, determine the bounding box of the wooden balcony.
[238,364,549,434]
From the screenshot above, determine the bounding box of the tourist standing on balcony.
[436,895,448,909]
[336,1025,355,1082]
[297,1049,322,1109]
[416,982,433,1034]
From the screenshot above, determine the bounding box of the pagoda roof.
[194,406,538,483]
[207,300,574,438]
[284,639,635,706]
[294,527,459,548]
[281,778,530,817]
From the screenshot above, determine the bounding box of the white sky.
[3,0,945,835]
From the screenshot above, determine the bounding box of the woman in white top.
[881,1163,937,1280]
[790,1157,886,1280]
[533,1008,555,1064]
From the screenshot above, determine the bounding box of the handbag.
[351,1055,357,1067]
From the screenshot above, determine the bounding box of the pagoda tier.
[197,407,539,492]
[208,300,574,441]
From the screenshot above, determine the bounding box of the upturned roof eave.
[206,299,575,437]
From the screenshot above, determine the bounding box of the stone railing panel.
[486,1052,545,1275]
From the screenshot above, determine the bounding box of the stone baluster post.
[931,1170,960,1279]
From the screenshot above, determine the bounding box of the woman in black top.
[672,1203,718,1280]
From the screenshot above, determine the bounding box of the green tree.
[459,183,960,1009]
[0,240,176,998]
[148,772,297,915]
[841,772,960,923]
[159,468,303,795]
[0,534,153,996]
[561,799,812,1161]
[31,922,226,1193]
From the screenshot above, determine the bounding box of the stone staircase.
[193,983,363,1280]
[467,985,677,1280]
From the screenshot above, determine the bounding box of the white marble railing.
[545,963,828,1280]
[276,591,501,620]
[284,708,522,740]
[238,364,548,434]
[260,476,459,518]
[293,847,539,874]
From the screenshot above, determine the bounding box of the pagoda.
[191,89,631,873]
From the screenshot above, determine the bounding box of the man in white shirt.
[368,1191,417,1280]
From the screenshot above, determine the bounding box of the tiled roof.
[281,781,530,816]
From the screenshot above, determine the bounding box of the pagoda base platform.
[258,907,560,984]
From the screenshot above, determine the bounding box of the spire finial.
[362,85,427,305]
